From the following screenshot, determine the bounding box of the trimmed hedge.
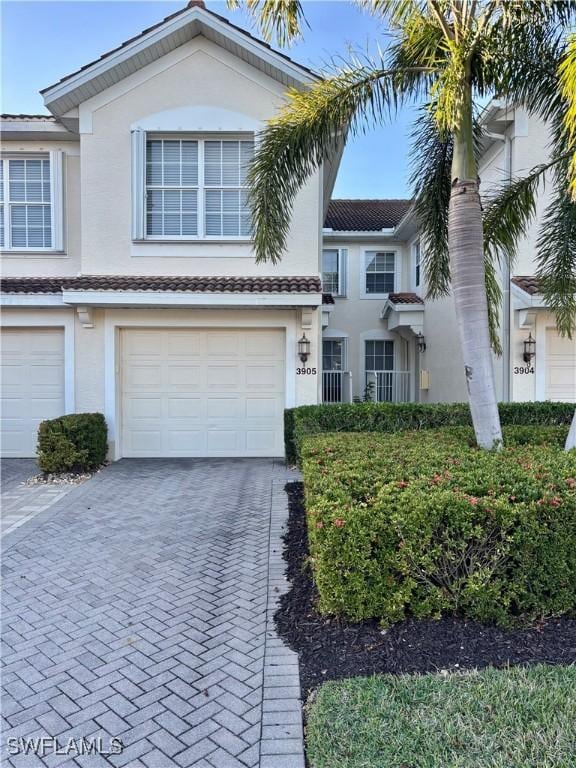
[302,426,576,627]
[285,401,575,464]
[37,413,107,474]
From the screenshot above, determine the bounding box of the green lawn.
[306,665,576,768]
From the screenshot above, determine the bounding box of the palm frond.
[227,0,306,45]
[409,110,451,298]
[249,60,429,263]
[560,35,576,200]
[536,155,576,337]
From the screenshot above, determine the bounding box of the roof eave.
[42,6,318,117]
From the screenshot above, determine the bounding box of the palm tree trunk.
[566,409,576,450]
[449,82,503,450]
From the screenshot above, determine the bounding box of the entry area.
[0,328,65,457]
[120,328,285,457]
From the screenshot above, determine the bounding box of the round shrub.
[37,413,107,474]
[302,426,576,627]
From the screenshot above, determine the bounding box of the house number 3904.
[514,365,535,374]
[296,367,317,375]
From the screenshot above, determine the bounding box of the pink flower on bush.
[566,478,576,489]
[333,518,346,528]
[468,496,479,506]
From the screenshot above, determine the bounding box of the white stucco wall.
[78,37,321,277]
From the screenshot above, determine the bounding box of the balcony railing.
[322,370,353,403]
[366,370,411,403]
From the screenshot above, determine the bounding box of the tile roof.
[388,292,424,305]
[1,114,58,122]
[512,276,540,296]
[0,275,322,294]
[325,199,412,232]
[41,3,318,96]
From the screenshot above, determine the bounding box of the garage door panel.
[245,365,283,389]
[207,365,241,388]
[167,365,202,388]
[121,328,284,457]
[1,328,65,457]
[167,398,202,419]
[206,333,241,357]
[246,430,276,452]
[546,329,576,402]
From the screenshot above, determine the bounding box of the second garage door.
[121,328,285,457]
[546,329,576,402]
[1,328,65,457]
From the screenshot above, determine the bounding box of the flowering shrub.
[302,426,576,627]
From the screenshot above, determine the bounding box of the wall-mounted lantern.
[523,332,536,364]
[416,332,427,353]
[298,333,311,363]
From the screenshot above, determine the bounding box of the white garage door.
[121,328,285,457]
[546,329,576,402]
[1,328,65,457]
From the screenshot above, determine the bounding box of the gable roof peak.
[42,2,318,117]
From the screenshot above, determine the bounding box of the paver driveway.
[1,459,303,768]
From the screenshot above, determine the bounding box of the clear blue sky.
[1,0,415,198]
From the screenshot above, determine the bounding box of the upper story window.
[322,248,347,296]
[364,251,395,295]
[413,239,421,288]
[144,136,253,240]
[1,155,64,251]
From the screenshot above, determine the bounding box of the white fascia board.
[380,301,424,320]
[322,231,401,242]
[62,290,322,307]
[511,284,546,310]
[0,294,64,306]
[43,8,316,114]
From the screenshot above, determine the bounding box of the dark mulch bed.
[275,482,576,697]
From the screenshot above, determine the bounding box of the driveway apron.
[1,458,303,768]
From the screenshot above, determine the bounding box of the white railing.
[323,371,353,403]
[365,371,411,403]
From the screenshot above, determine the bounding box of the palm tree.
[231,0,576,450]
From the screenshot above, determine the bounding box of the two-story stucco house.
[320,105,576,407]
[1,1,334,459]
[1,3,574,461]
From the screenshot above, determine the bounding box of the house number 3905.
[296,367,317,375]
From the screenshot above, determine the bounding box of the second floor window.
[1,156,52,249]
[365,251,395,294]
[145,137,253,239]
[413,239,421,288]
[322,248,347,295]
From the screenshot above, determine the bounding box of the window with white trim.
[364,251,395,294]
[1,154,63,251]
[323,338,345,371]
[322,248,347,295]
[144,136,253,239]
[413,239,421,288]
[365,339,394,372]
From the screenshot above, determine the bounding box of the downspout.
[484,127,512,401]
[502,131,512,402]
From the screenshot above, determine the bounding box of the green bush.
[302,426,576,627]
[37,413,107,474]
[285,401,575,464]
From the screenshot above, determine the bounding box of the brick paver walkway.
[1,459,303,768]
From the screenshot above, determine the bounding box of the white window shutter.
[131,130,146,240]
[339,248,348,296]
[49,150,64,251]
